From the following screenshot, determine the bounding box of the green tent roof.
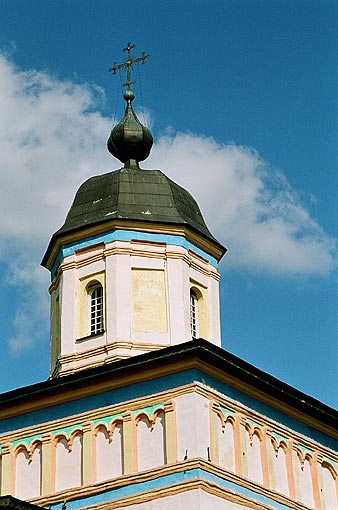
[55,165,221,246]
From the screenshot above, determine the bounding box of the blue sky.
[0,0,337,408]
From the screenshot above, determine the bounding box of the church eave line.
[0,340,337,435]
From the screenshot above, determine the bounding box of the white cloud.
[148,133,337,274]
[0,53,336,353]
[0,53,113,353]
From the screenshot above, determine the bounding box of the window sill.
[76,330,105,343]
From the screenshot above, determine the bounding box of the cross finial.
[109,42,149,91]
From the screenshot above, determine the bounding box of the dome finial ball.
[124,90,135,102]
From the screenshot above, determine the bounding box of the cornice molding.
[30,458,312,510]
[43,221,225,272]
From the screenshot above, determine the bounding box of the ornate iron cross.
[109,42,149,90]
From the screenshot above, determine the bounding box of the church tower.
[42,44,226,377]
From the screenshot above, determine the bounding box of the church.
[0,44,337,510]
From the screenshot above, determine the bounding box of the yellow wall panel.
[132,269,168,333]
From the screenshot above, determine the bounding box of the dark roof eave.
[0,496,43,510]
[1,339,336,431]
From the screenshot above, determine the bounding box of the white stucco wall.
[245,431,263,485]
[321,465,337,510]
[137,411,165,471]
[175,392,210,461]
[55,435,82,491]
[293,451,314,508]
[96,424,123,482]
[272,446,289,496]
[217,417,235,471]
[15,446,41,500]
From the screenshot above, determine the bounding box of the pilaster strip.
[210,402,220,464]
[122,411,134,474]
[261,427,270,489]
[265,430,276,491]
[311,451,321,510]
[0,443,13,495]
[287,441,297,500]
[41,433,53,496]
[82,421,94,486]
[164,401,177,464]
[236,415,246,477]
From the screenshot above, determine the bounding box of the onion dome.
[107,90,153,164]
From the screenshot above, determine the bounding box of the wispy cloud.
[0,53,336,354]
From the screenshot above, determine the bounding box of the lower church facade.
[0,340,337,510]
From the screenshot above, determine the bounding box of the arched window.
[88,283,104,335]
[190,290,199,339]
